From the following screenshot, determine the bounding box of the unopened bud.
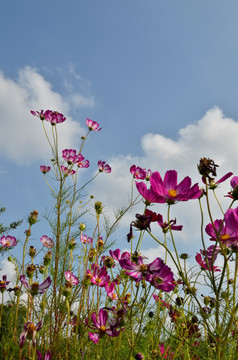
[28,210,39,225]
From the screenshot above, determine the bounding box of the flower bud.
[29,246,36,258]
[26,264,36,278]
[39,265,45,274]
[180,253,188,260]
[28,210,39,225]
[94,201,103,215]
[68,238,76,250]
[43,251,52,266]
[88,248,96,262]
[79,223,86,231]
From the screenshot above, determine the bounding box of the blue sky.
[1,0,238,269]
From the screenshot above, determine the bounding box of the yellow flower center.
[112,293,117,300]
[96,278,101,284]
[6,241,10,246]
[221,234,230,241]
[27,323,36,337]
[0,281,4,286]
[168,189,177,198]
[31,282,39,291]
[100,326,106,332]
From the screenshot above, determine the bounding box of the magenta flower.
[86,118,101,131]
[44,110,66,125]
[31,110,45,120]
[64,271,79,285]
[0,235,17,248]
[87,264,110,287]
[81,233,93,244]
[60,166,76,176]
[20,275,51,296]
[36,350,51,360]
[202,172,233,189]
[195,245,221,272]
[105,281,118,300]
[224,207,238,233]
[109,249,130,261]
[158,216,183,234]
[98,160,111,173]
[62,149,77,164]
[226,176,238,200]
[136,170,202,205]
[205,219,238,244]
[20,321,42,347]
[76,158,90,168]
[119,256,175,292]
[130,165,146,180]
[40,165,51,174]
[40,235,54,248]
[0,275,10,293]
[87,308,122,344]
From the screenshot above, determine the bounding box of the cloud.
[90,107,238,251]
[0,67,94,165]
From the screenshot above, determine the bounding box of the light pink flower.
[76,159,90,168]
[130,165,146,180]
[40,235,54,248]
[80,234,93,244]
[64,271,79,285]
[86,118,101,132]
[0,235,17,247]
[44,110,66,125]
[62,149,77,164]
[98,160,111,173]
[40,165,51,174]
[60,166,76,176]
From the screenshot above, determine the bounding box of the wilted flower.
[85,118,101,131]
[20,275,51,296]
[130,165,146,180]
[0,235,17,248]
[40,165,51,174]
[198,157,219,179]
[40,235,54,248]
[19,321,42,347]
[127,209,162,242]
[158,216,183,233]
[98,160,111,173]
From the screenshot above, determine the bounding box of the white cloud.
[0,67,94,165]
[90,107,238,252]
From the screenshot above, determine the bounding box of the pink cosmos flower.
[80,233,93,244]
[226,176,238,200]
[202,172,233,189]
[44,110,66,125]
[195,245,221,272]
[136,170,202,205]
[30,110,45,120]
[40,235,54,248]
[105,281,118,300]
[20,321,42,347]
[64,271,79,285]
[36,350,51,360]
[20,275,52,296]
[158,216,183,234]
[109,249,130,261]
[87,308,122,344]
[87,264,110,287]
[60,166,76,176]
[224,207,238,233]
[205,219,238,244]
[40,165,51,174]
[0,275,10,293]
[85,118,101,131]
[0,235,17,247]
[62,149,77,164]
[76,158,90,168]
[130,165,146,180]
[98,160,111,173]
[119,256,175,292]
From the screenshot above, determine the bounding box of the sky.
[1,0,238,280]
